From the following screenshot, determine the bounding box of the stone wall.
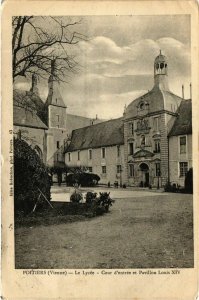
[13,125,46,162]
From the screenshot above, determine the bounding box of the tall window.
[117,145,121,157]
[102,166,106,174]
[154,117,159,132]
[180,136,186,154]
[129,122,134,135]
[88,149,92,160]
[129,164,134,177]
[117,165,122,174]
[154,140,161,153]
[101,147,106,158]
[57,141,60,149]
[128,143,134,155]
[141,135,145,147]
[56,114,59,122]
[78,151,80,161]
[179,162,188,177]
[68,152,71,162]
[155,163,161,176]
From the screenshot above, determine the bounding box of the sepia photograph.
[12,14,194,270]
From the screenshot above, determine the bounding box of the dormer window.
[139,102,144,110]
[137,101,149,115]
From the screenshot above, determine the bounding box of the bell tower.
[154,50,169,91]
[45,59,67,164]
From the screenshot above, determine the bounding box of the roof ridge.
[71,117,123,133]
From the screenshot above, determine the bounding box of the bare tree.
[12,16,86,82]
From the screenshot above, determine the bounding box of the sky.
[14,15,191,119]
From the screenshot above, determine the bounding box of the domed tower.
[154,50,169,91]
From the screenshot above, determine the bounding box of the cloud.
[78,36,190,78]
[15,31,191,119]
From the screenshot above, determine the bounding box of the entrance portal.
[139,163,149,187]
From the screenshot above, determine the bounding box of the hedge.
[14,138,51,215]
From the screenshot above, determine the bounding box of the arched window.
[154,140,161,153]
[34,145,43,160]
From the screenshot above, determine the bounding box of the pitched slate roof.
[66,117,124,152]
[13,105,48,130]
[45,78,66,108]
[168,100,192,136]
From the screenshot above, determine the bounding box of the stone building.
[13,52,192,188]
[168,99,192,186]
[123,51,183,187]
[13,89,48,162]
[13,63,103,176]
[65,118,125,185]
[64,51,192,188]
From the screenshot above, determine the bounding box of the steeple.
[30,73,39,95]
[46,59,66,108]
[153,50,169,91]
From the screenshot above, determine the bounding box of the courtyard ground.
[15,189,193,269]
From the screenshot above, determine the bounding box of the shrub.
[85,191,114,215]
[14,138,51,215]
[66,172,100,187]
[70,191,83,203]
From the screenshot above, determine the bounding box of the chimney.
[190,83,192,99]
[96,114,98,120]
[30,73,39,95]
[182,84,184,99]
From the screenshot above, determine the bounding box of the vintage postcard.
[1,0,199,299]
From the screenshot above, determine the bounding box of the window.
[101,147,106,158]
[68,153,71,162]
[139,102,144,110]
[78,151,80,161]
[141,135,145,147]
[179,162,188,177]
[102,166,106,174]
[117,165,122,174]
[88,149,92,160]
[180,136,186,154]
[129,164,134,177]
[117,145,121,157]
[155,163,161,176]
[129,122,134,135]
[128,142,134,155]
[154,117,159,132]
[57,141,60,149]
[154,140,161,153]
[88,167,93,173]
[56,114,59,122]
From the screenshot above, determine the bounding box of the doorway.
[139,163,149,187]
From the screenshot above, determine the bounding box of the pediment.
[133,149,154,158]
